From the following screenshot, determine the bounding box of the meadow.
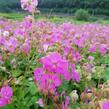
[1,0,109,109]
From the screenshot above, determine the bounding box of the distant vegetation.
[75,9,90,21]
[0,0,109,16]
[0,0,20,12]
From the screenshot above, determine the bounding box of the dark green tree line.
[0,0,109,15]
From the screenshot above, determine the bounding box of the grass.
[0,12,88,24]
[0,12,109,24]
[0,13,25,20]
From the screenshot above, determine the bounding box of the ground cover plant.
[1,0,109,109]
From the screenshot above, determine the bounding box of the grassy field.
[0,12,109,24]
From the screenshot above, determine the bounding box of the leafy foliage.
[75,9,90,21]
[0,0,109,15]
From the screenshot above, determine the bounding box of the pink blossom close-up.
[99,101,109,109]
[20,0,38,12]
[0,86,13,108]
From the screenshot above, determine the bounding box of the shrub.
[75,9,90,21]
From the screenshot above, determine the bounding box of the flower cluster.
[34,52,67,94]
[99,101,109,109]
[34,52,80,95]
[21,0,38,12]
[0,17,33,55]
[0,86,13,108]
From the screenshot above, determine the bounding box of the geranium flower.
[4,37,18,53]
[21,0,38,12]
[72,70,80,83]
[62,96,70,109]
[0,98,7,108]
[99,101,109,109]
[72,64,80,83]
[40,52,70,81]
[34,68,62,93]
[36,98,44,107]
[0,86,13,108]
[21,39,30,54]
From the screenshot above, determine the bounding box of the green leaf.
[103,67,109,81]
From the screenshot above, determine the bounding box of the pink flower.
[75,51,81,63]
[52,74,62,87]
[21,39,30,54]
[99,101,109,109]
[64,47,71,56]
[21,0,38,12]
[0,37,5,45]
[99,44,107,55]
[89,45,96,53]
[34,52,73,94]
[43,43,49,52]
[0,86,13,108]
[1,86,13,100]
[0,98,7,108]
[4,37,18,53]
[72,64,80,83]
[74,37,85,48]
[40,52,62,71]
[64,47,81,63]
[88,56,94,61]
[34,70,62,93]
[72,70,80,83]
[62,96,70,109]
[36,98,44,107]
[40,52,70,81]
[34,68,44,82]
